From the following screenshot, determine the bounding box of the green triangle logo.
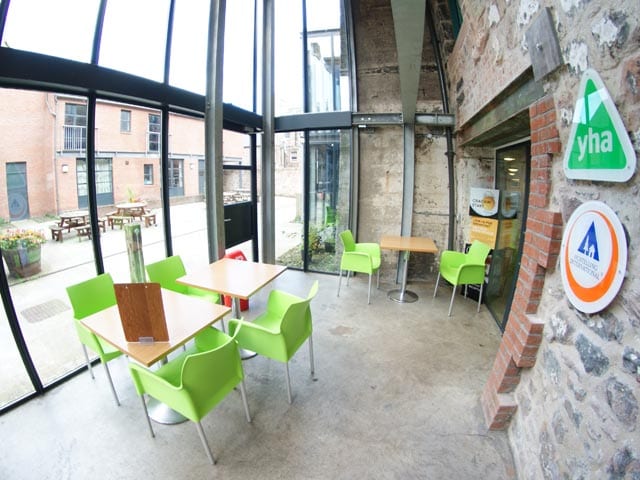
[563,69,636,182]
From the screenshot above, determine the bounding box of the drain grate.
[21,299,70,323]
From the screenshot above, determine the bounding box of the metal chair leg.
[285,362,293,404]
[367,273,372,304]
[102,362,120,406]
[346,270,351,286]
[448,285,456,317]
[81,345,95,379]
[238,379,252,423]
[337,270,343,297]
[140,395,155,438]
[195,421,216,465]
[433,272,441,298]
[376,268,380,289]
[477,282,484,312]
[308,333,315,378]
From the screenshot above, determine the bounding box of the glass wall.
[168,114,208,271]
[0,89,101,407]
[2,0,100,63]
[274,128,348,274]
[98,103,166,282]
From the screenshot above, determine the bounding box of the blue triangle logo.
[577,221,599,261]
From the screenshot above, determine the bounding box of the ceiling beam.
[391,0,426,124]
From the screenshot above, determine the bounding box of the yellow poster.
[470,216,498,249]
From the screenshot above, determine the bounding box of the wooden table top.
[177,257,287,300]
[59,210,89,219]
[380,235,438,254]
[80,289,230,367]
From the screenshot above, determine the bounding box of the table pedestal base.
[147,397,189,424]
[388,289,419,303]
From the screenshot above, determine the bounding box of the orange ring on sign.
[563,210,619,304]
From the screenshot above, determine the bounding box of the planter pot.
[2,245,42,278]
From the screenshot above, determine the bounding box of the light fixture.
[504,156,516,162]
[61,164,69,173]
[508,168,519,173]
[508,172,516,176]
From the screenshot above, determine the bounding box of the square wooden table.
[176,257,287,318]
[380,235,438,303]
[176,258,287,358]
[81,288,230,368]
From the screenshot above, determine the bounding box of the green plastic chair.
[129,327,251,465]
[66,273,124,406]
[145,255,224,329]
[433,240,491,316]
[337,229,381,304]
[228,281,319,404]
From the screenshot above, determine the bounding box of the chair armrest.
[129,362,180,397]
[228,318,283,358]
[440,250,467,267]
[266,290,303,317]
[341,251,374,274]
[355,243,380,258]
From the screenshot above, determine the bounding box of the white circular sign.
[560,201,627,313]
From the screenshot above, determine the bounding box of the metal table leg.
[388,250,419,303]
[233,297,257,359]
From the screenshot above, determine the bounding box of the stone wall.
[353,0,452,283]
[447,1,640,478]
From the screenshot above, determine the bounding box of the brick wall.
[481,95,563,430]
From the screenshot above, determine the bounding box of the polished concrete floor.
[0,270,516,480]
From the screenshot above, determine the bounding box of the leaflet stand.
[114,282,169,342]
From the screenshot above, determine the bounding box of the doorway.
[485,141,530,331]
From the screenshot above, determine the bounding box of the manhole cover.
[21,299,70,323]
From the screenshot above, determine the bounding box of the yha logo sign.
[563,69,636,182]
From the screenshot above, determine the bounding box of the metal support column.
[205,0,226,263]
[397,123,415,283]
[261,0,276,263]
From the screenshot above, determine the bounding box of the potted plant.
[0,228,47,278]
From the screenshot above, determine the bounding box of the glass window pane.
[92,101,164,280]
[169,115,208,270]
[99,0,170,81]
[274,0,303,116]
[306,0,349,112]
[169,0,209,94]
[3,0,100,63]
[223,0,256,111]
[0,89,102,397]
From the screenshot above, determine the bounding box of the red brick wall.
[481,95,564,430]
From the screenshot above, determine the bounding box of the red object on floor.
[223,250,249,311]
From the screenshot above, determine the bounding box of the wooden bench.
[142,213,157,227]
[74,225,92,241]
[97,218,107,233]
[50,225,64,242]
[108,215,130,229]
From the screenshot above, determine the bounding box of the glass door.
[485,141,530,331]
[274,129,349,274]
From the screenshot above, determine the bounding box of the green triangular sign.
[563,69,636,182]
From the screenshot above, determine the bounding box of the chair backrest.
[66,273,117,320]
[180,329,243,420]
[339,229,356,252]
[280,281,319,356]
[145,256,189,294]
[467,240,491,264]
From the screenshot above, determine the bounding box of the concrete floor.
[0,269,516,479]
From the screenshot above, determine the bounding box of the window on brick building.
[64,103,87,151]
[144,164,154,185]
[120,110,131,132]
[148,114,161,152]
